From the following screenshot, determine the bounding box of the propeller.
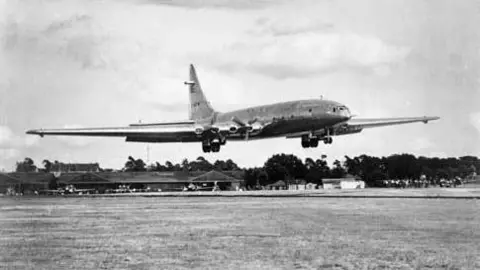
[230,117,262,141]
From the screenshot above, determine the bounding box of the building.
[0,173,54,194]
[57,170,243,192]
[322,177,365,189]
[267,180,287,190]
[0,170,244,194]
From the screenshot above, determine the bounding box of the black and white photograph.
[1,0,479,269]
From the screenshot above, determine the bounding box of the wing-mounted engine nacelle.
[247,122,263,134]
[215,124,241,134]
[194,126,204,135]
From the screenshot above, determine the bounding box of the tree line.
[14,153,479,188]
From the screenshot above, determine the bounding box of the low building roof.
[322,178,358,184]
[190,170,241,182]
[59,170,242,184]
[268,180,286,187]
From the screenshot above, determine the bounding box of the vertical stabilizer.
[185,64,215,120]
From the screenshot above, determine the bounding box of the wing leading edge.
[26,122,202,143]
[345,116,440,129]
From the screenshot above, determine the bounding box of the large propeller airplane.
[27,64,440,153]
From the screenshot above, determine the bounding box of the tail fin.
[185,64,215,120]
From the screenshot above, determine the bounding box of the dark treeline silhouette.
[122,156,240,172]
[245,153,478,188]
[14,153,479,188]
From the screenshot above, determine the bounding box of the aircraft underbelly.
[126,131,200,143]
[249,117,338,139]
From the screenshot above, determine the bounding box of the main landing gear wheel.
[211,142,220,153]
[202,139,221,153]
[202,144,211,153]
[202,140,212,153]
[301,135,319,148]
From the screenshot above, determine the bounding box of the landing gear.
[301,135,310,148]
[310,138,319,147]
[301,135,319,148]
[211,143,220,152]
[301,135,333,148]
[202,140,211,153]
[202,138,223,153]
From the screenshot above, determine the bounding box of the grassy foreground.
[1,196,479,269]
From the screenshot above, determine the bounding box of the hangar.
[0,170,244,194]
[58,170,243,192]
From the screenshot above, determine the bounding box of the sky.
[0,0,479,171]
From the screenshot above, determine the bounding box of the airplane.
[27,64,440,153]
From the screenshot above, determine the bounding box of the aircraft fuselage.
[124,99,350,144]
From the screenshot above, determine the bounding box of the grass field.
[1,196,479,270]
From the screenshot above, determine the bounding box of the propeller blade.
[231,116,246,127]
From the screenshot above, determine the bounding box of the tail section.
[185,64,215,120]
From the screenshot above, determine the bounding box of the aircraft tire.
[202,145,211,153]
[301,135,310,148]
[310,138,319,148]
[211,143,220,152]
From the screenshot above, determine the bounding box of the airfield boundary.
[46,188,480,199]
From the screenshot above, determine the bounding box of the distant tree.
[42,159,52,173]
[264,154,307,183]
[190,156,213,171]
[181,158,189,171]
[256,169,269,186]
[124,156,146,172]
[134,158,146,172]
[213,160,227,171]
[165,161,174,171]
[225,159,239,170]
[15,157,37,173]
[330,159,346,178]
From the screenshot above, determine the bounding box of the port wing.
[26,121,204,143]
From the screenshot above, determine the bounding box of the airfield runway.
[1,190,479,269]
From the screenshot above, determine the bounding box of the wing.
[26,121,204,143]
[345,116,440,129]
[286,116,439,138]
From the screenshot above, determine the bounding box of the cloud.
[409,137,434,151]
[0,125,13,146]
[0,148,20,162]
[44,14,92,35]
[143,0,283,9]
[470,112,480,134]
[207,31,410,79]
[252,17,334,36]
